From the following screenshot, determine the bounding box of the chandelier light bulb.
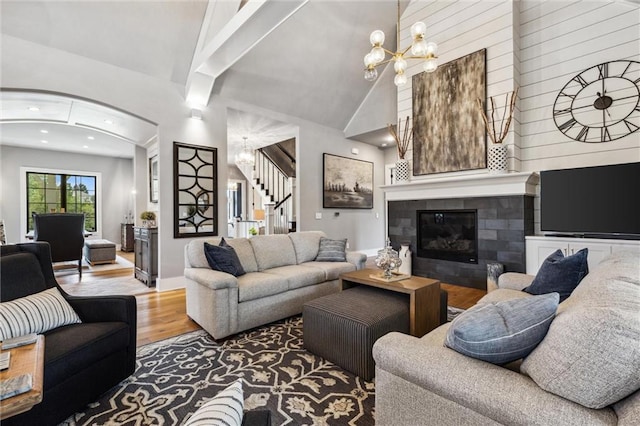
[423,58,438,73]
[394,56,407,73]
[364,53,375,67]
[394,72,408,86]
[370,46,385,64]
[411,39,428,56]
[425,41,438,57]
[410,21,427,38]
[364,67,378,81]
[370,30,385,46]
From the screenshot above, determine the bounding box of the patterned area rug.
[60,316,375,425]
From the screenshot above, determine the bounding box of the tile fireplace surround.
[384,172,539,290]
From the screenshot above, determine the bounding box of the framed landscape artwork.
[412,48,487,175]
[323,153,373,209]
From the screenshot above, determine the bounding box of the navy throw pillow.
[445,292,560,364]
[524,248,588,302]
[203,241,246,277]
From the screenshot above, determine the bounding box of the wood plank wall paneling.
[399,1,520,173]
[398,0,640,234]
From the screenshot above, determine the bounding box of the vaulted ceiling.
[0,0,404,161]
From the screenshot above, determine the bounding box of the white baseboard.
[156,275,187,292]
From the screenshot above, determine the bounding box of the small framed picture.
[149,155,159,203]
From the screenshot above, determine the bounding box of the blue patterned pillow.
[315,237,347,262]
[524,248,589,302]
[445,293,559,364]
[204,241,246,277]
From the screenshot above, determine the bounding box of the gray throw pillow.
[315,237,347,262]
[524,248,589,302]
[444,293,559,364]
[203,240,246,277]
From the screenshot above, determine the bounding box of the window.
[26,172,97,232]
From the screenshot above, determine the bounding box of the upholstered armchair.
[33,213,85,278]
[0,243,137,426]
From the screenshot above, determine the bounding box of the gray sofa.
[373,250,640,425]
[184,231,366,339]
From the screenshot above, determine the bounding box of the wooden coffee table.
[340,269,441,337]
[0,335,45,420]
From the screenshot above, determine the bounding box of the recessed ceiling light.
[104,119,113,125]
[28,106,40,112]
[40,129,49,134]
[41,140,48,144]
[87,136,95,140]
[83,145,89,149]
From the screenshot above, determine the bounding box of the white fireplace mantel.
[381,171,539,201]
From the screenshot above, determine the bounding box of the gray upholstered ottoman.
[303,286,409,381]
[83,239,116,265]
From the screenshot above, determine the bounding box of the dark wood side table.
[134,226,158,287]
[339,269,441,337]
[0,335,45,420]
[120,223,134,252]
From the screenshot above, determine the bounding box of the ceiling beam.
[185,0,309,107]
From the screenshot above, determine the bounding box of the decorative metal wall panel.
[174,142,217,238]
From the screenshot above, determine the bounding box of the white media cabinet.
[525,236,640,275]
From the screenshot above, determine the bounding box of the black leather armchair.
[0,243,137,426]
[33,213,85,278]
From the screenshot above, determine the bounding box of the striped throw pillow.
[0,287,82,340]
[315,237,347,262]
[184,379,244,426]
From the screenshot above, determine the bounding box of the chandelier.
[364,0,438,86]
[235,136,254,166]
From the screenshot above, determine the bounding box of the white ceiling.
[0,0,403,162]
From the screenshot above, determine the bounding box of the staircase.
[237,141,295,234]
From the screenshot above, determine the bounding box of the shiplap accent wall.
[518,0,640,171]
[399,0,640,179]
[399,0,520,177]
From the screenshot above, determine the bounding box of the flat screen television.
[540,162,640,239]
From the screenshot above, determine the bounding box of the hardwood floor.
[57,251,485,347]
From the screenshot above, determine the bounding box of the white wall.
[398,0,640,234]
[518,0,640,170]
[0,145,132,244]
[399,0,640,177]
[1,35,227,289]
[1,32,387,288]
[223,98,387,254]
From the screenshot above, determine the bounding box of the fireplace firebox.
[417,210,478,264]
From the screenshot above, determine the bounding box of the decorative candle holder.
[375,239,402,279]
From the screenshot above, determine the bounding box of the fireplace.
[417,210,478,264]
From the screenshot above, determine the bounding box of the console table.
[134,226,158,286]
[339,269,441,337]
[120,223,134,252]
[0,336,45,420]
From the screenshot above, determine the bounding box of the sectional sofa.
[184,231,366,339]
[373,250,640,425]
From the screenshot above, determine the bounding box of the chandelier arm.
[401,45,413,56]
[370,58,394,69]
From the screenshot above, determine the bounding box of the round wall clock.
[552,60,640,143]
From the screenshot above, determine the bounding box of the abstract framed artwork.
[323,153,373,209]
[412,48,487,175]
